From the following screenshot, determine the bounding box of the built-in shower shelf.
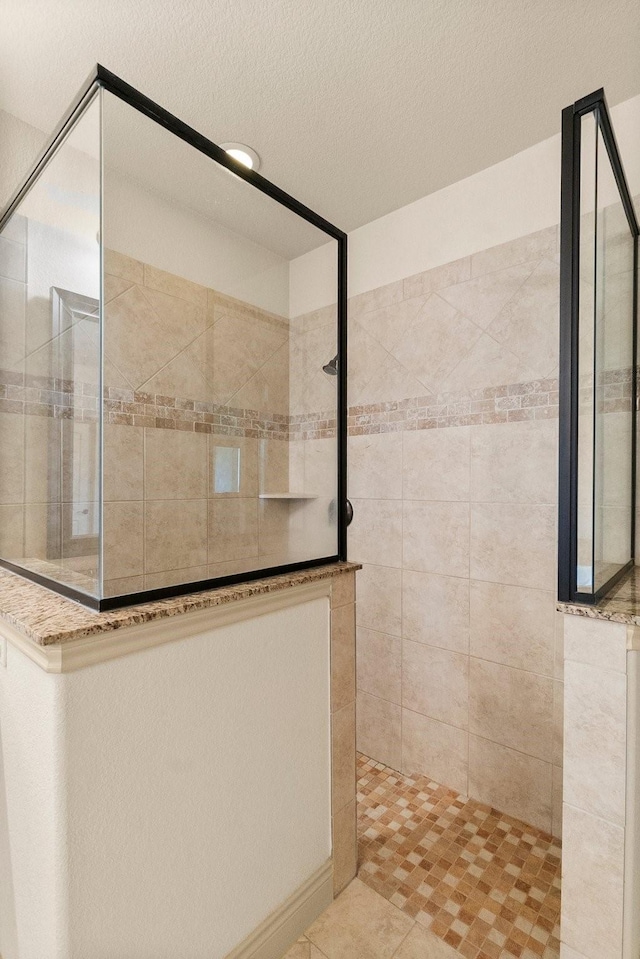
[258,493,318,500]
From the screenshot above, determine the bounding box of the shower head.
[322,354,338,376]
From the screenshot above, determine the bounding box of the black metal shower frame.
[0,65,349,611]
[558,88,639,605]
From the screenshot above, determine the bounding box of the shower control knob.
[346,499,354,526]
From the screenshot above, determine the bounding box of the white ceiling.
[1,0,639,236]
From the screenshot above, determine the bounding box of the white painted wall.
[290,92,640,316]
[0,597,331,959]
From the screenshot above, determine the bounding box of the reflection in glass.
[575,109,636,595]
[0,94,101,598]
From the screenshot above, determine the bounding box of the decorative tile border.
[1,367,634,441]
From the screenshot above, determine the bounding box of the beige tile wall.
[347,225,564,835]
[101,252,293,590]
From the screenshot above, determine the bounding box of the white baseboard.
[224,860,333,959]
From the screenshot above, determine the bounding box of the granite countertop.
[0,562,360,648]
[557,564,640,626]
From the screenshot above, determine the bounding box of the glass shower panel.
[101,89,339,598]
[576,112,597,591]
[0,94,101,599]
[593,125,635,591]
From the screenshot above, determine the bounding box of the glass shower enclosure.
[558,88,639,603]
[0,66,347,610]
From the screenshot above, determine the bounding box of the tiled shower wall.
[0,229,297,591]
[102,250,292,593]
[345,225,565,837]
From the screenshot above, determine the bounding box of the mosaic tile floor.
[356,754,562,959]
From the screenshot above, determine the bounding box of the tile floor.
[285,755,561,959]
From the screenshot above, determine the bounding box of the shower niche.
[0,66,347,609]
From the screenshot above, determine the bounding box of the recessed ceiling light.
[219,142,261,172]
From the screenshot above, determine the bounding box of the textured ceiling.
[1,0,639,235]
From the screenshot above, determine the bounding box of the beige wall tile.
[348,433,402,499]
[104,575,145,597]
[139,284,207,349]
[402,570,469,653]
[561,804,624,959]
[553,679,564,768]
[104,273,133,304]
[487,259,559,379]
[0,503,23,556]
[441,331,536,394]
[468,735,552,832]
[208,498,258,564]
[403,641,469,729]
[403,257,471,300]
[143,262,208,309]
[438,262,534,330]
[105,285,185,391]
[470,502,555,590]
[103,424,143,502]
[403,427,470,501]
[0,411,24,504]
[403,501,470,577]
[602,412,633,508]
[307,877,412,958]
[349,279,404,318]
[470,420,557,505]
[303,439,336,497]
[331,801,357,896]
[144,566,208,590]
[145,428,207,500]
[349,499,402,567]
[356,296,428,354]
[402,708,468,794]
[348,320,394,405]
[331,570,355,608]
[356,627,401,704]
[331,603,356,713]
[24,416,60,505]
[563,660,626,826]
[391,294,482,394]
[257,498,289,556]
[356,692,401,770]
[259,438,290,493]
[470,226,556,277]
[104,249,144,284]
[469,658,553,761]
[139,339,211,401]
[332,702,355,813]
[469,580,554,675]
[355,564,401,636]
[103,501,143,579]
[354,353,428,406]
[563,614,628,673]
[145,499,207,573]
[22,503,51,560]
[552,765,563,840]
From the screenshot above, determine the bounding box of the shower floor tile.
[356,753,561,959]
